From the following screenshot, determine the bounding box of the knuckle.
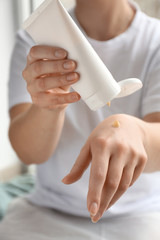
[58,61,64,72]
[47,105,55,110]
[130,147,137,158]
[139,152,148,165]
[94,169,105,182]
[33,61,43,75]
[22,68,27,80]
[52,61,59,72]
[119,182,129,191]
[117,142,128,153]
[49,94,70,108]
[58,75,66,86]
[38,78,46,91]
[29,46,37,58]
[108,179,119,189]
[92,137,108,150]
[50,95,59,106]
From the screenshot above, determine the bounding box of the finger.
[26,59,77,80]
[129,162,145,186]
[105,164,135,211]
[28,73,80,94]
[87,142,110,217]
[91,156,123,222]
[27,46,67,64]
[32,91,81,109]
[62,143,91,184]
[105,152,146,211]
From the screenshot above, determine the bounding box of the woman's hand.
[22,45,80,110]
[62,114,147,223]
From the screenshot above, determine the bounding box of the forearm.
[142,121,160,172]
[9,104,65,165]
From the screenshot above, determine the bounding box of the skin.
[9,0,160,223]
[75,0,135,41]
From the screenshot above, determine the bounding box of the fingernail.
[91,216,100,223]
[91,212,101,223]
[71,93,80,100]
[67,73,78,81]
[61,174,70,183]
[63,61,75,70]
[91,218,98,223]
[90,202,98,216]
[55,50,66,58]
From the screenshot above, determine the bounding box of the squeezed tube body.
[23,0,142,111]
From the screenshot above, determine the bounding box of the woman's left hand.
[62,114,147,223]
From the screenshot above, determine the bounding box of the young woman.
[1,0,160,239]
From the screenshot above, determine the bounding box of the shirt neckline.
[70,0,142,50]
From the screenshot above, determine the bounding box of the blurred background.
[0,0,75,182]
[0,0,160,182]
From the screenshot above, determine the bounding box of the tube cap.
[117,78,142,98]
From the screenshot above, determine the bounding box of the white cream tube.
[23,0,142,111]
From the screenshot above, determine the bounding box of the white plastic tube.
[23,0,142,111]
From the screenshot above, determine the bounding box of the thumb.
[62,144,91,184]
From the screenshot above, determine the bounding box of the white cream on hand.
[23,0,142,111]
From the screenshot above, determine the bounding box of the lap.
[0,197,160,240]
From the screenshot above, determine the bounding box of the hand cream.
[23,0,142,111]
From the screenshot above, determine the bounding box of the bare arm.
[142,112,160,172]
[9,103,67,164]
[9,45,80,165]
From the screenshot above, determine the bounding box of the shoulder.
[140,12,160,29]
[132,11,160,66]
[137,12,160,47]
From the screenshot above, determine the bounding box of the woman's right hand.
[22,45,80,110]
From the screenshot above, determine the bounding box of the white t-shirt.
[8,1,160,217]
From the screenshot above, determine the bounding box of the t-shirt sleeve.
[8,29,35,111]
[141,47,160,118]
